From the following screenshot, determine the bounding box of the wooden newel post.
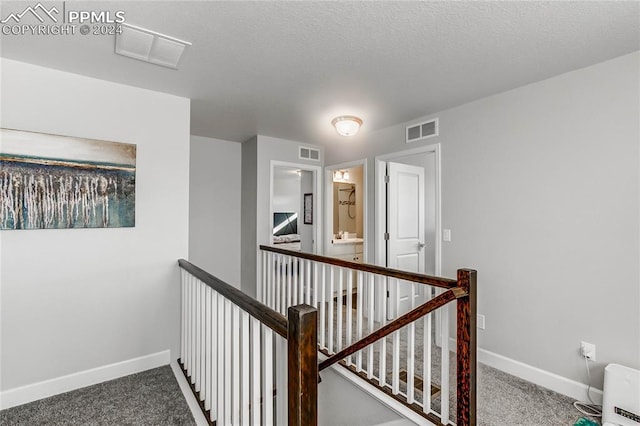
[456,269,477,426]
[287,304,318,426]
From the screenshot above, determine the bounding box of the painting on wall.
[0,128,136,230]
[303,193,313,225]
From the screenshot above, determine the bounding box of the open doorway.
[270,161,322,254]
[324,160,368,263]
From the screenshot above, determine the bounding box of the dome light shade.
[332,116,363,136]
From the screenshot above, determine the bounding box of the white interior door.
[387,161,425,319]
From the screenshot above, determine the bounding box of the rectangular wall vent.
[406,118,438,143]
[299,146,320,161]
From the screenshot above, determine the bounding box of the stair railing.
[178,259,318,426]
[259,245,476,426]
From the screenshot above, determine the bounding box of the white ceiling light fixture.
[115,23,192,69]
[332,116,363,137]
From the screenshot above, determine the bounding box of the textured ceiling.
[1,1,639,145]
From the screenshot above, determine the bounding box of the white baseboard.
[448,338,603,404]
[0,350,171,410]
[170,361,209,426]
[377,419,418,426]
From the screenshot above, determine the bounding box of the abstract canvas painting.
[0,128,136,230]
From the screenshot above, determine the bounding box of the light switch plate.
[477,314,486,330]
[443,229,451,242]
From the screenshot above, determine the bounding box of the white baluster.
[380,334,387,387]
[224,298,232,425]
[407,322,416,404]
[275,255,281,313]
[440,302,450,422]
[319,264,326,349]
[328,266,335,353]
[356,271,363,372]
[367,273,374,379]
[392,330,400,394]
[280,256,291,315]
[204,286,211,410]
[193,279,202,391]
[346,269,353,366]
[200,280,206,397]
[292,258,298,305]
[267,253,273,309]
[232,305,240,425]
[241,311,250,424]
[306,259,312,305]
[407,282,417,404]
[313,261,319,308]
[267,253,276,309]
[298,259,304,305]
[261,250,266,303]
[250,317,261,426]
[275,335,288,425]
[423,309,432,414]
[262,326,274,425]
[282,256,295,317]
[189,275,195,381]
[180,269,185,364]
[185,271,189,366]
[380,276,388,387]
[216,294,225,424]
[337,268,343,351]
[210,290,218,422]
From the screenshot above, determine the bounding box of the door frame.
[324,158,368,261]
[269,160,323,254]
[374,143,442,322]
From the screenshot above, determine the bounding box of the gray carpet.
[0,342,590,425]
[0,366,195,426]
[324,298,590,426]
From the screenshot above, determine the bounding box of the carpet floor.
[0,366,195,426]
[324,299,592,426]
[0,361,592,426]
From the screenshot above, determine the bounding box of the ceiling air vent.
[299,146,320,161]
[406,118,438,143]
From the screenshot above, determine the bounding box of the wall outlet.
[477,314,486,330]
[581,341,596,361]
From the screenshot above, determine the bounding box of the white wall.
[273,168,301,214]
[189,135,241,287]
[319,368,405,426]
[300,170,314,253]
[324,52,640,389]
[0,59,190,391]
[240,136,258,298]
[242,135,323,297]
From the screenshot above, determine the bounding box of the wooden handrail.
[178,259,288,338]
[260,245,457,289]
[318,287,467,372]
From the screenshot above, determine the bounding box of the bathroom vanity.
[329,238,364,263]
